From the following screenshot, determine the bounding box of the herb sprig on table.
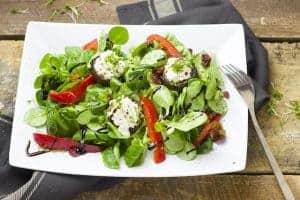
[45,0,56,6]
[265,83,300,121]
[10,8,30,14]
[288,101,300,119]
[9,0,109,22]
[266,83,283,117]
[48,0,109,22]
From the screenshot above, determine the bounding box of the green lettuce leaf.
[197,137,213,154]
[24,107,47,128]
[102,142,120,169]
[124,138,146,167]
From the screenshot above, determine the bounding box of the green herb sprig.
[45,0,56,6]
[10,8,29,14]
[266,83,283,117]
[288,101,300,119]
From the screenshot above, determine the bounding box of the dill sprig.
[266,83,283,117]
[288,101,300,119]
[45,0,56,6]
[91,0,109,5]
[10,8,30,14]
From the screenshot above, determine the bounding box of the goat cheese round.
[92,50,126,80]
[163,58,193,86]
[108,97,140,137]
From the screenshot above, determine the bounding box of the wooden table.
[0,0,299,199]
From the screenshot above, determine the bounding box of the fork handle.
[249,109,295,200]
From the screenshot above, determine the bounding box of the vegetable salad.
[24,26,228,169]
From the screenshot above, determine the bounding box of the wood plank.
[0,41,299,174]
[74,175,300,200]
[0,0,299,39]
[231,0,299,39]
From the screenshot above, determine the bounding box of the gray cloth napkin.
[0,0,269,199]
[0,116,122,200]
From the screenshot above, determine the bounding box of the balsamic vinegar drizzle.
[74,128,87,155]
[147,137,169,151]
[26,141,50,157]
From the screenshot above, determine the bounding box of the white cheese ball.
[92,50,126,80]
[164,58,193,85]
[108,97,140,137]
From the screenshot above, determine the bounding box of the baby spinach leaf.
[46,108,79,137]
[84,84,111,106]
[110,77,123,93]
[39,53,55,74]
[87,116,106,131]
[164,130,186,153]
[24,107,47,128]
[209,55,224,89]
[79,49,95,63]
[125,68,150,90]
[140,49,167,67]
[35,90,47,106]
[152,85,174,116]
[197,137,213,154]
[76,110,95,125]
[131,42,150,57]
[94,133,115,146]
[72,129,97,142]
[167,111,207,132]
[176,142,197,161]
[125,138,146,167]
[65,46,83,58]
[190,91,206,111]
[205,76,217,100]
[34,75,43,89]
[207,91,227,115]
[60,106,80,120]
[108,26,129,45]
[176,87,187,114]
[185,79,203,106]
[102,143,120,169]
[98,31,107,52]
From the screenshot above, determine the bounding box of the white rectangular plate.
[10,22,248,177]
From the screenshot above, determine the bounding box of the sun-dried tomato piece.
[151,66,165,84]
[223,91,230,99]
[201,53,211,67]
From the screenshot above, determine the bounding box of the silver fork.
[221,64,295,200]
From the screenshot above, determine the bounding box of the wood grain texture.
[231,0,299,39]
[0,41,299,173]
[0,41,299,199]
[0,0,299,38]
[74,175,300,200]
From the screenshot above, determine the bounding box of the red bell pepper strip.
[147,34,181,58]
[33,133,103,157]
[49,75,96,104]
[153,143,166,163]
[83,38,98,51]
[139,96,166,164]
